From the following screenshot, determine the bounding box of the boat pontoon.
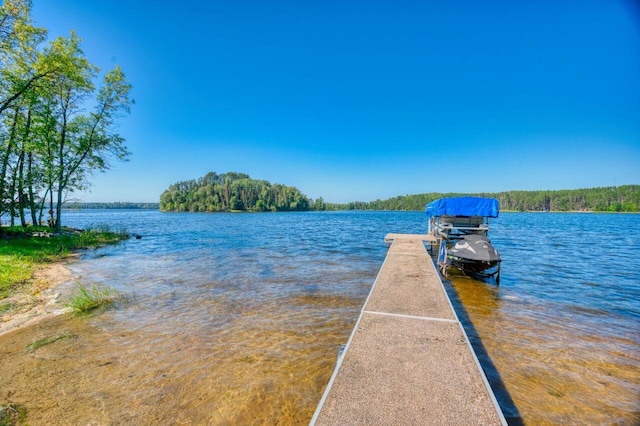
[426,197,501,283]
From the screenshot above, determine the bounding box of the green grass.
[0,256,31,299]
[0,225,128,300]
[0,301,17,315]
[25,331,76,352]
[0,403,27,426]
[65,285,125,315]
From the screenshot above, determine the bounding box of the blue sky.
[32,0,640,203]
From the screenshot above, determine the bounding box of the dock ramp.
[311,234,506,425]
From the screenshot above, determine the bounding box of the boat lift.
[426,197,501,283]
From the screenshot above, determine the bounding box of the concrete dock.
[311,233,506,425]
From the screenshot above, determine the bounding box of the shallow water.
[1,210,638,424]
[450,212,640,425]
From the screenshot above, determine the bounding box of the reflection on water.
[1,211,639,424]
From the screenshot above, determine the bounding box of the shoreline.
[0,257,78,337]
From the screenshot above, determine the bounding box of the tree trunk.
[54,104,68,233]
[55,124,66,233]
[48,187,54,229]
[18,106,33,227]
[55,185,63,232]
[39,188,50,227]
[0,108,19,231]
[17,145,26,227]
[27,151,38,225]
[8,170,16,226]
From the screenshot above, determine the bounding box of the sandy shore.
[0,257,79,337]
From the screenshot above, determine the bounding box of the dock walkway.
[311,233,506,425]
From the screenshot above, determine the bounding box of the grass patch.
[65,285,125,315]
[0,403,27,426]
[0,256,31,299]
[25,331,75,352]
[0,225,128,300]
[0,301,17,315]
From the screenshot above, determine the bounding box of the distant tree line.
[159,172,311,212]
[159,172,640,213]
[160,171,638,214]
[0,0,132,232]
[332,185,639,212]
[65,202,159,210]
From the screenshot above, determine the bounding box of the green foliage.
[25,331,75,352]
[0,254,31,299]
[65,202,159,209]
[159,177,639,213]
[0,225,128,299]
[160,171,311,212]
[0,301,17,315]
[65,285,124,314]
[322,185,640,212]
[0,402,27,426]
[0,0,132,232]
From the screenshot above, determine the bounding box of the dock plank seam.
[387,252,423,256]
[363,310,459,323]
[311,234,507,426]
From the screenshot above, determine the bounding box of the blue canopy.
[425,197,500,218]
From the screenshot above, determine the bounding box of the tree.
[0,5,133,231]
[41,33,132,231]
[159,172,312,213]
[0,0,53,116]
[313,197,326,211]
[0,0,48,227]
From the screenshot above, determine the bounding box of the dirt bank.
[0,258,78,337]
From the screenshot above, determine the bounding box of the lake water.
[0,210,638,425]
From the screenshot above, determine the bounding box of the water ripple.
[0,210,637,424]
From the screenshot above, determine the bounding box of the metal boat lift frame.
[425,197,501,283]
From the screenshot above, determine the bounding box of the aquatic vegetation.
[78,224,129,247]
[0,403,27,426]
[26,331,75,352]
[65,285,126,315]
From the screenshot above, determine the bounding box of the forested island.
[160,172,311,212]
[160,172,639,213]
